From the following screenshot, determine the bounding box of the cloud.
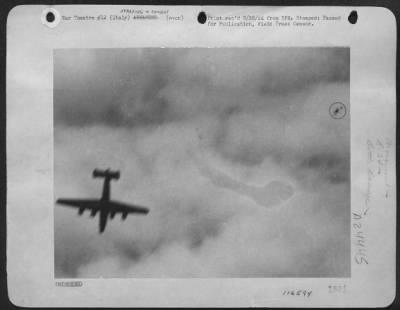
[54,48,349,128]
[195,157,294,208]
[54,48,350,278]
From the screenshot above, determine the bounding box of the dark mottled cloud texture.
[54,48,350,277]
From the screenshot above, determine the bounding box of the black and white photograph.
[54,47,350,278]
[6,5,396,307]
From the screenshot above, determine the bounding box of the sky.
[54,48,350,278]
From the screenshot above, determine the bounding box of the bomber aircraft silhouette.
[57,169,149,233]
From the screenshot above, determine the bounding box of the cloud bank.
[54,48,350,277]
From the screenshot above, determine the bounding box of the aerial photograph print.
[54,47,350,278]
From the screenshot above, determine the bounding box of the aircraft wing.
[108,200,149,214]
[57,199,101,210]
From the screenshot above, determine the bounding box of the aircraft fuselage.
[98,172,118,233]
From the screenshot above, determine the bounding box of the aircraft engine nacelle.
[91,209,98,217]
[78,208,85,215]
[110,212,116,219]
[93,169,120,180]
[122,212,128,220]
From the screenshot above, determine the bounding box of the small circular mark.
[46,11,55,23]
[329,102,347,119]
[348,11,358,24]
[42,8,60,28]
[198,11,207,24]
